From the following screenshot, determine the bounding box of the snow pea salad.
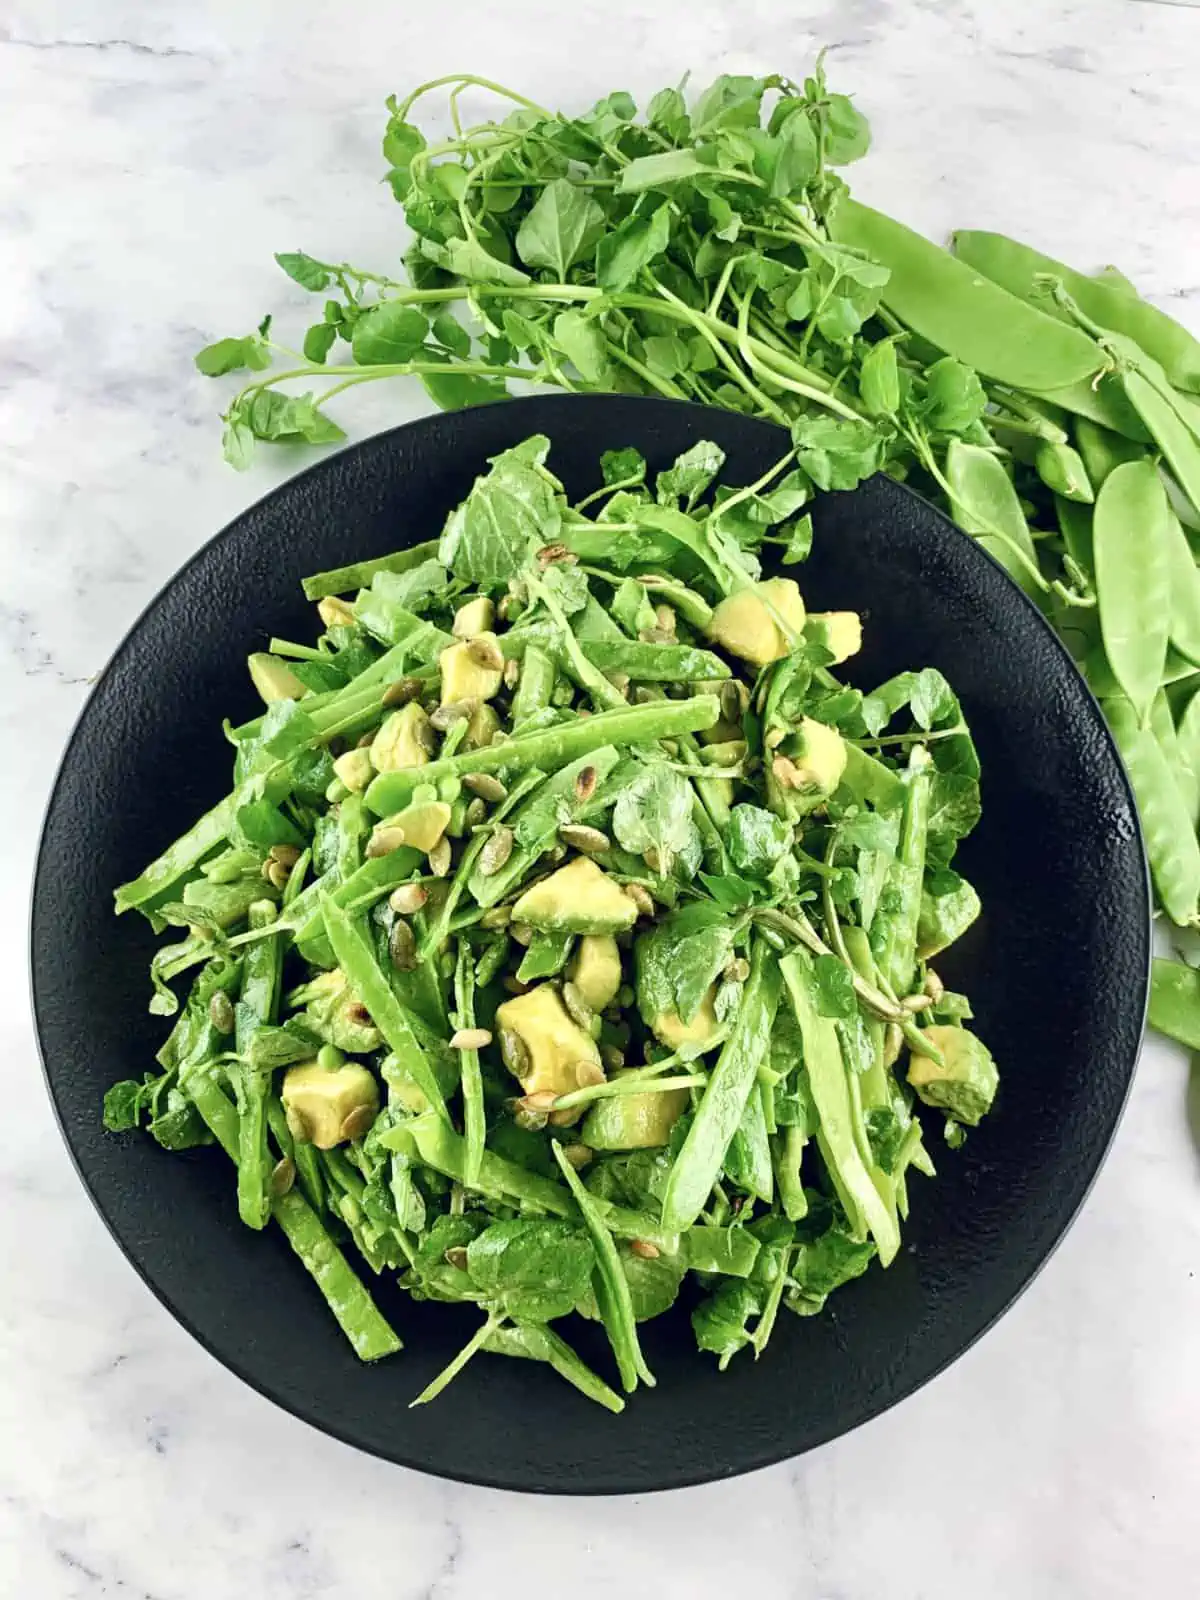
[106,434,995,1410]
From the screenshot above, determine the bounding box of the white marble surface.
[3,2,1200,1594]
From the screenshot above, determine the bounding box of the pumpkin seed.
[269,844,301,870]
[428,836,453,877]
[624,882,656,917]
[388,917,417,971]
[536,542,576,566]
[499,1027,531,1077]
[450,1027,493,1051]
[559,823,610,854]
[268,1156,296,1197]
[464,797,487,828]
[561,1144,592,1170]
[574,1059,605,1088]
[479,904,512,929]
[388,883,428,916]
[463,772,508,802]
[430,698,479,731]
[503,657,521,690]
[574,764,598,804]
[208,990,235,1034]
[466,634,504,672]
[630,1238,660,1260]
[561,982,594,1031]
[444,1246,469,1271]
[340,1105,376,1143]
[381,675,424,709]
[601,1044,625,1071]
[478,825,515,877]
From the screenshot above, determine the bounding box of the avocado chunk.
[511,856,638,936]
[439,633,503,703]
[570,934,623,1012]
[452,596,495,639]
[495,984,604,1112]
[707,579,806,666]
[371,702,433,772]
[805,611,863,664]
[248,652,307,704]
[293,968,382,1052]
[651,987,723,1053]
[371,798,451,855]
[918,873,982,958]
[793,717,847,792]
[333,746,375,793]
[463,702,501,750]
[908,1026,998,1126]
[582,1074,689,1150]
[282,1060,379,1148]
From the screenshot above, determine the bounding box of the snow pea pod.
[1074,418,1145,493]
[870,745,932,999]
[1093,460,1171,725]
[943,439,1041,597]
[1123,370,1200,519]
[1054,496,1094,576]
[831,199,1104,391]
[1026,374,1150,443]
[1174,690,1200,828]
[1164,506,1200,666]
[952,229,1200,395]
[1149,691,1200,828]
[661,940,781,1234]
[1104,694,1200,927]
[1148,958,1200,1050]
[1035,440,1092,504]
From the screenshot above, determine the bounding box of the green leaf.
[927,771,982,854]
[103,1078,151,1132]
[647,85,691,143]
[635,902,736,1028]
[859,340,900,417]
[919,356,988,435]
[612,764,700,875]
[910,667,957,731]
[439,437,562,584]
[195,335,272,377]
[515,178,606,279]
[791,416,882,492]
[551,308,609,382]
[618,148,712,193]
[600,446,646,486]
[595,203,672,292]
[466,1218,595,1322]
[445,235,532,287]
[432,311,471,357]
[420,361,508,412]
[351,302,429,366]
[812,954,857,1019]
[780,513,814,564]
[698,873,758,911]
[222,420,255,470]
[303,322,337,364]
[727,804,792,877]
[690,74,765,137]
[692,1278,762,1369]
[824,94,872,165]
[275,251,331,292]
[656,439,726,509]
[788,1215,875,1314]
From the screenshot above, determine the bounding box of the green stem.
[409,1311,506,1407]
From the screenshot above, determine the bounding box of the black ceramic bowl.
[32,395,1148,1493]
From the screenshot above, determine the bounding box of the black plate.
[32,395,1148,1493]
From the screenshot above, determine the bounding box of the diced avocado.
[805,611,863,664]
[918,874,982,958]
[570,934,623,1012]
[282,1060,379,1149]
[371,702,432,772]
[440,633,503,703]
[792,717,847,793]
[295,967,382,1052]
[463,703,501,750]
[248,652,307,704]
[706,579,806,667]
[452,596,495,639]
[651,987,723,1053]
[495,984,604,1107]
[333,747,375,793]
[582,1075,689,1150]
[699,740,747,769]
[511,856,638,935]
[371,799,451,854]
[908,1026,998,1126]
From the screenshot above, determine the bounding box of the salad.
[105,434,995,1411]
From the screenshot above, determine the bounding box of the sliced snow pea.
[831,199,1104,390]
[952,229,1200,394]
[1093,460,1171,725]
[1104,694,1200,927]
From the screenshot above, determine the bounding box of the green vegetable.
[107,432,992,1405]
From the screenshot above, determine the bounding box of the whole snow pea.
[1164,506,1200,667]
[1026,374,1150,443]
[1093,460,1171,725]
[1149,692,1200,827]
[1073,418,1144,493]
[1035,439,1093,504]
[952,229,1200,395]
[1172,690,1200,828]
[1054,496,1094,577]
[1123,370,1200,519]
[1104,694,1200,926]
[943,439,1041,595]
[831,199,1104,391]
[1148,958,1200,1050]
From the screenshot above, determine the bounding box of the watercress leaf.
[791,416,883,492]
[439,437,562,583]
[103,1078,151,1132]
[780,513,814,564]
[612,764,699,873]
[618,148,713,193]
[646,85,691,143]
[727,804,792,877]
[351,301,429,366]
[539,561,590,614]
[516,178,606,279]
[861,672,916,736]
[445,235,531,287]
[919,356,988,435]
[690,74,766,138]
[466,1218,595,1322]
[275,251,331,292]
[551,308,609,383]
[765,107,820,197]
[635,902,736,1026]
[303,322,337,364]
[195,335,272,377]
[432,311,471,357]
[692,1278,763,1369]
[788,1219,876,1315]
[419,358,508,412]
[600,446,646,486]
[838,810,898,853]
[222,420,255,470]
[824,93,872,164]
[910,667,957,731]
[865,1106,906,1174]
[643,333,691,378]
[812,953,857,1020]
[655,439,726,509]
[595,202,672,292]
[859,339,900,416]
[698,872,758,911]
[927,771,982,853]
[382,109,426,178]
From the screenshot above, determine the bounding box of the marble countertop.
[4,2,1199,1595]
